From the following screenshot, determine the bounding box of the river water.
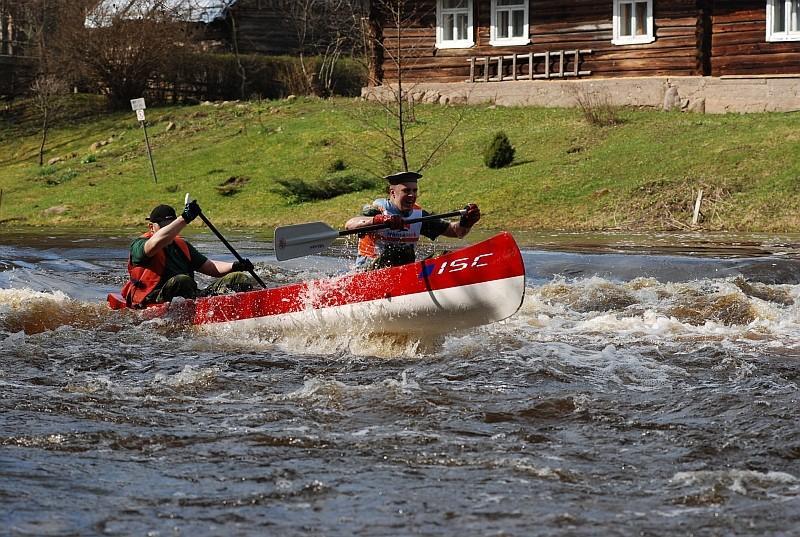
[2,229,800,536]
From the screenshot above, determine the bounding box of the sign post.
[130,98,158,184]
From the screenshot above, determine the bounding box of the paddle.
[273,210,465,261]
[185,194,268,289]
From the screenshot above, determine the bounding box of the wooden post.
[692,189,703,226]
[528,53,533,80]
[544,51,550,78]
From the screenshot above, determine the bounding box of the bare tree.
[354,0,463,176]
[30,74,68,165]
[60,0,196,108]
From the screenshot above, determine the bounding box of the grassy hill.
[2,94,800,232]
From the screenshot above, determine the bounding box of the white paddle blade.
[274,222,340,261]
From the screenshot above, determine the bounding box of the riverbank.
[2,95,800,232]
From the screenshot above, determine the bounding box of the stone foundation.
[362,75,800,114]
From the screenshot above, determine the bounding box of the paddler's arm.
[344,216,374,230]
[345,204,385,231]
[440,221,471,239]
[197,259,235,278]
[143,217,189,257]
[432,204,482,239]
[143,200,201,257]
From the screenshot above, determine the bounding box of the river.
[1,229,799,536]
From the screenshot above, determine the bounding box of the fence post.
[692,189,703,226]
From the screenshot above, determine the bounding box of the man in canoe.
[120,201,255,307]
[344,171,481,270]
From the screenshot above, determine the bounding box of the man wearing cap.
[344,171,481,270]
[120,200,255,307]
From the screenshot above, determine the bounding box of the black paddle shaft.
[337,210,465,237]
[197,211,268,289]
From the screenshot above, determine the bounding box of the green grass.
[2,94,800,232]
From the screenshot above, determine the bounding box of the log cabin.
[367,0,800,112]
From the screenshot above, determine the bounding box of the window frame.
[436,0,475,49]
[612,0,655,45]
[767,0,800,41]
[489,0,530,47]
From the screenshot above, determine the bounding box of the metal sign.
[136,109,146,122]
[130,98,146,111]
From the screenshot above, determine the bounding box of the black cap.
[146,204,177,225]
[384,171,422,185]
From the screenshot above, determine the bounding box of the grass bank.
[2,95,800,232]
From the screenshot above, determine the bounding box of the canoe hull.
[205,274,525,337]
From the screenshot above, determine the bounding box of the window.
[767,0,800,41]
[612,0,654,45]
[437,0,474,49]
[490,0,529,46]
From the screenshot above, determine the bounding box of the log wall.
[711,1,800,76]
[379,0,704,83]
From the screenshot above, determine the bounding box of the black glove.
[182,200,201,223]
[232,258,254,272]
[459,203,481,228]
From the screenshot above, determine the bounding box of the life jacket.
[357,199,423,268]
[120,232,191,307]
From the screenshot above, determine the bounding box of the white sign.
[136,109,146,122]
[130,98,146,111]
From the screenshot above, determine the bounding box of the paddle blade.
[274,222,340,261]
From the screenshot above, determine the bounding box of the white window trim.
[489,0,530,46]
[767,0,800,41]
[612,0,655,45]
[436,0,474,49]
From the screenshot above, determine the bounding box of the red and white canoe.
[108,232,525,337]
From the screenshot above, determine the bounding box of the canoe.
[107,232,526,337]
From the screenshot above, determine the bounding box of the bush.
[274,174,377,203]
[327,158,347,173]
[571,88,622,127]
[484,132,515,169]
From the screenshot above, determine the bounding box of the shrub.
[81,154,97,164]
[571,87,622,127]
[44,169,78,186]
[274,174,377,203]
[484,132,515,169]
[36,165,58,177]
[327,158,347,173]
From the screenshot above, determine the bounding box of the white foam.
[0,288,71,308]
[671,469,798,494]
[152,365,220,388]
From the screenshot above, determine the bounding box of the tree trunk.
[38,105,48,166]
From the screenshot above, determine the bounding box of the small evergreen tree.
[483,131,515,169]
